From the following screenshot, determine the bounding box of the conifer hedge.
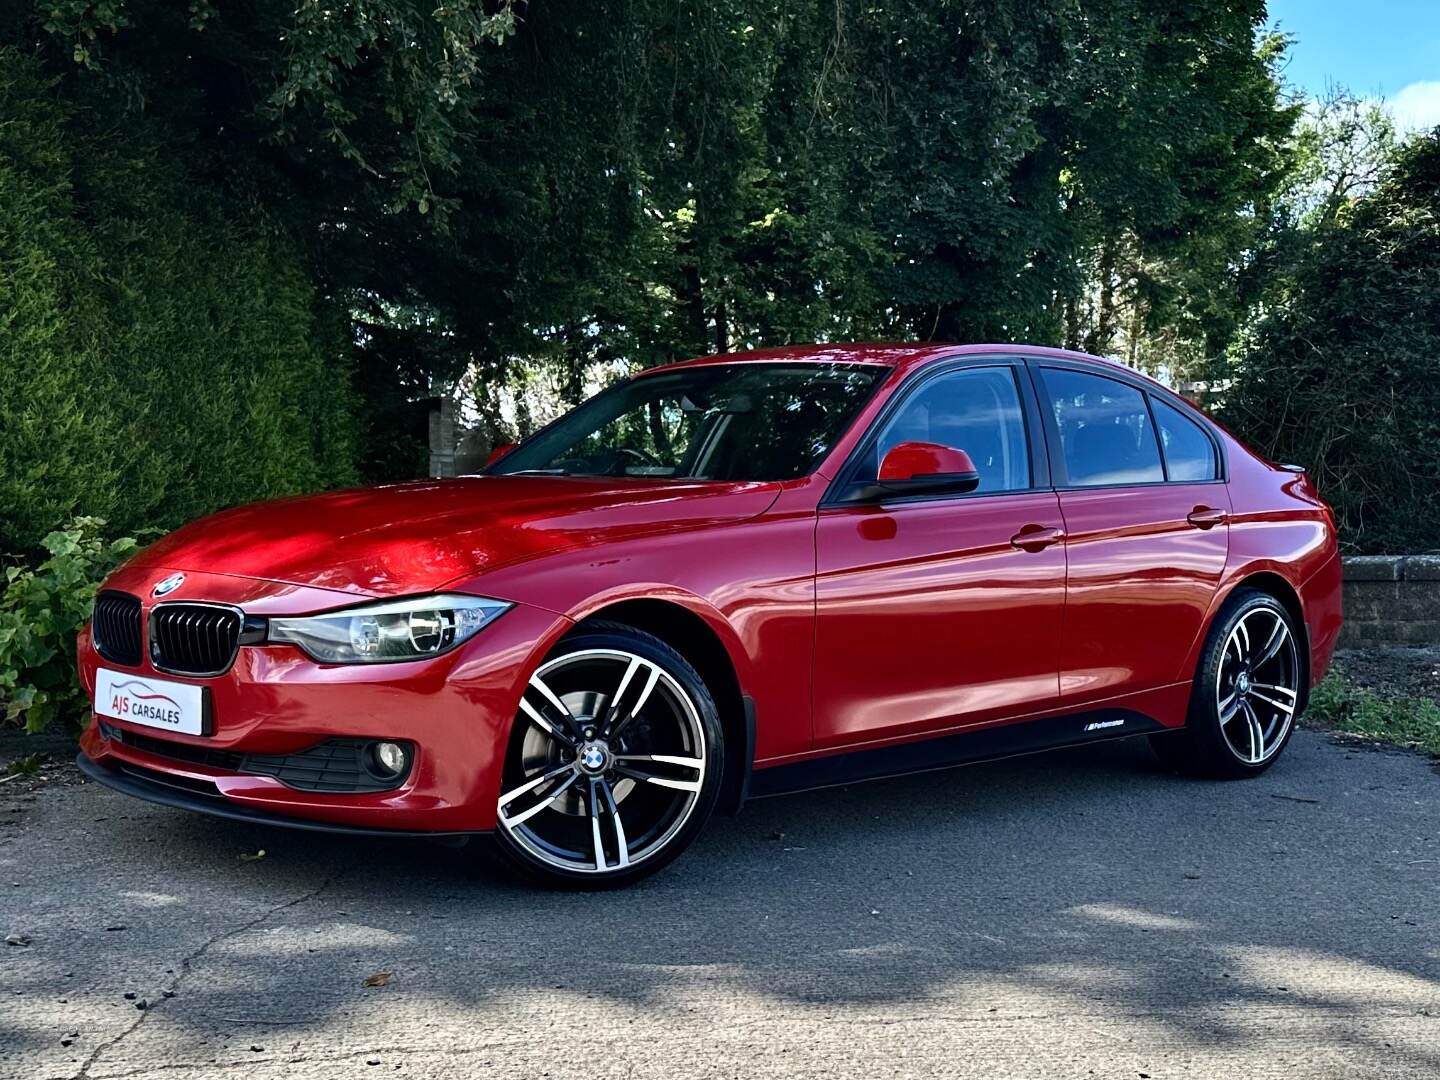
[0,50,357,556]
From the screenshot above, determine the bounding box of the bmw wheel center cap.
[579,743,609,774]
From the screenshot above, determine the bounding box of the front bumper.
[78,566,572,833]
[76,752,479,838]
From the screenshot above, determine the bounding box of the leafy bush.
[0,519,139,733]
[0,48,358,556]
[1222,134,1440,554]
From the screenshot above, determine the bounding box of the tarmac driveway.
[2,730,1437,1079]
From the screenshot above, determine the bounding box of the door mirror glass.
[871,441,980,497]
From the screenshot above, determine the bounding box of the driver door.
[812,361,1066,747]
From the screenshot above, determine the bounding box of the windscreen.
[490,363,888,482]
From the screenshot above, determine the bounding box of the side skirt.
[747,709,1167,799]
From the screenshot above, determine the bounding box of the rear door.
[1033,363,1230,704]
[812,360,1066,747]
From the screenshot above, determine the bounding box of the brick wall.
[1340,555,1440,646]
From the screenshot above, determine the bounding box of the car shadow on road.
[6,732,1439,1075]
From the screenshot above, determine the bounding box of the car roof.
[639,342,1133,379]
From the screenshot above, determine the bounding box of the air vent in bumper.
[99,723,411,793]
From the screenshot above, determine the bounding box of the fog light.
[370,741,409,777]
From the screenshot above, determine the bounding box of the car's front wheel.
[1151,588,1305,779]
[490,622,724,887]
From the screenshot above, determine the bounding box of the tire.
[1150,589,1305,780]
[488,621,724,887]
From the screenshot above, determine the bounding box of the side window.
[865,367,1030,493]
[1042,368,1164,487]
[1152,398,1217,482]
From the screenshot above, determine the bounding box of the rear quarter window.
[1152,398,1218,481]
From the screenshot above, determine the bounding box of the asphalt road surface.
[2,730,1437,1080]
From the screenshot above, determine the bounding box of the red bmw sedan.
[77,344,1343,886]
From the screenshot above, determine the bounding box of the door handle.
[1010,524,1065,552]
[1186,507,1228,530]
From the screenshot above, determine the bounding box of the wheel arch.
[1187,568,1312,711]
[567,597,754,815]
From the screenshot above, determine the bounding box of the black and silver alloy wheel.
[1215,603,1299,765]
[492,623,723,886]
[1151,588,1305,779]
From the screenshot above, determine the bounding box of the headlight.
[268,595,511,664]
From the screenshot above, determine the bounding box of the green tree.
[10,1,1298,407]
[1223,132,1440,552]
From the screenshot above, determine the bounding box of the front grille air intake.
[92,591,143,666]
[150,603,243,677]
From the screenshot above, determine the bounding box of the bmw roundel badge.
[152,572,186,598]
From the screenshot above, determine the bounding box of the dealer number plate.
[95,668,209,736]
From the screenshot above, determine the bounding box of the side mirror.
[860,441,980,499]
[483,442,517,469]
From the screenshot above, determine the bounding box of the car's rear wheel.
[1151,589,1304,779]
[490,622,724,887]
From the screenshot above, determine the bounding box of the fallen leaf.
[363,971,393,988]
